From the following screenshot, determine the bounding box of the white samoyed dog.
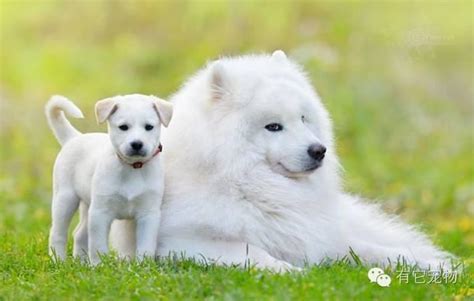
[110,50,454,272]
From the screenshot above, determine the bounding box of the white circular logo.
[368,267,384,283]
[376,274,392,287]
[368,267,391,287]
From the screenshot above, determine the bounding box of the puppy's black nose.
[130,141,143,151]
[307,143,326,161]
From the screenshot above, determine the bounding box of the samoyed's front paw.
[255,258,302,273]
[246,244,302,273]
[273,260,303,273]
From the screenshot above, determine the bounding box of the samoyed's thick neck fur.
[162,54,341,195]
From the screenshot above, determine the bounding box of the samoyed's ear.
[95,97,118,124]
[151,96,173,127]
[271,50,287,61]
[210,62,231,102]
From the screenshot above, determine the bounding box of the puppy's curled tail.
[45,95,84,146]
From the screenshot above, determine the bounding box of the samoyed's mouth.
[274,162,321,178]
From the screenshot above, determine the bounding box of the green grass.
[1,235,472,300]
[0,1,473,300]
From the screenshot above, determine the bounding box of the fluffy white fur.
[110,51,454,271]
[46,94,172,264]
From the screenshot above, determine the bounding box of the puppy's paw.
[89,255,101,266]
[49,247,67,263]
[73,250,89,263]
[135,251,156,263]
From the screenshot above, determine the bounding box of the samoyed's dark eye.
[265,123,283,132]
[119,125,129,131]
[145,124,154,131]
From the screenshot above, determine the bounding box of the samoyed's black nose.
[307,144,326,162]
[130,141,143,151]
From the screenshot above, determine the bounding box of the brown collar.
[117,144,162,169]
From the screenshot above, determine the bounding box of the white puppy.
[45,94,172,264]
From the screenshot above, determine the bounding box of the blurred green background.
[0,0,472,271]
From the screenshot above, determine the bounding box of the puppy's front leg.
[135,212,160,261]
[88,208,114,265]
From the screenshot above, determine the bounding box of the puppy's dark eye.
[118,125,129,131]
[145,124,154,131]
[265,123,283,132]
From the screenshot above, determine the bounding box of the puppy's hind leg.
[73,202,89,261]
[49,190,79,261]
[110,220,136,259]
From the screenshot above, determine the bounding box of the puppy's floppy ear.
[271,50,287,61]
[209,61,231,102]
[95,97,118,124]
[151,96,173,127]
